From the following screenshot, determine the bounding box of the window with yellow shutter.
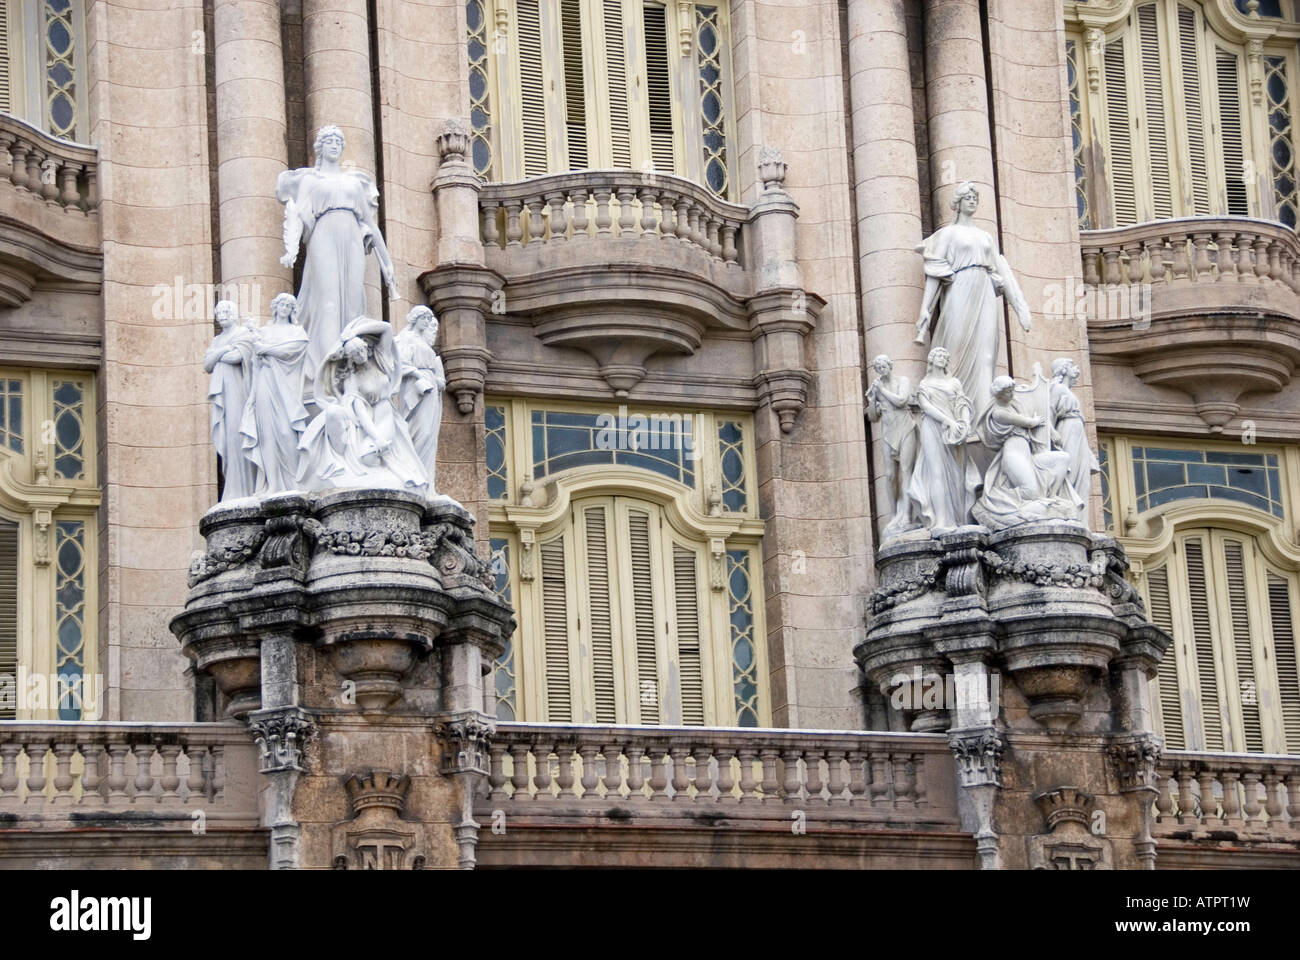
[0,0,87,141]
[466,0,738,198]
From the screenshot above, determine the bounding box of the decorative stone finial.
[438,119,470,164]
[757,146,787,192]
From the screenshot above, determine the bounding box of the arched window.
[485,399,765,725]
[0,0,88,141]
[464,0,737,198]
[1066,0,1300,227]
[1102,433,1300,754]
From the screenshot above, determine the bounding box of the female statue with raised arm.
[240,292,310,496]
[278,125,399,393]
[205,300,258,502]
[395,306,446,490]
[907,347,979,532]
[296,316,428,495]
[914,181,1033,420]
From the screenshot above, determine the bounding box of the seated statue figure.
[972,374,1083,530]
[296,316,428,496]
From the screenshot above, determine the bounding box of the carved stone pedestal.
[860,521,1171,869]
[171,489,515,869]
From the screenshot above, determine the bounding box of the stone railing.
[1153,750,1300,841]
[0,722,259,822]
[0,114,98,215]
[478,169,747,266]
[480,722,960,825]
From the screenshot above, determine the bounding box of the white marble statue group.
[205,125,446,504]
[867,181,1100,541]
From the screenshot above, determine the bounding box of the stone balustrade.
[479,169,747,266]
[1153,750,1300,841]
[0,114,98,215]
[0,722,259,821]
[481,722,960,824]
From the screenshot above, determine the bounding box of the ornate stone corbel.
[247,705,316,774]
[710,537,726,591]
[436,711,497,868]
[948,726,1004,788]
[518,528,536,581]
[1084,28,1104,93]
[676,0,692,56]
[32,509,51,566]
[1107,733,1162,793]
[1247,38,1265,107]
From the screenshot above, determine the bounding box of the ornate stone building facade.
[0,0,1296,869]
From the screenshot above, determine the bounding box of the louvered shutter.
[641,2,676,174]
[583,507,617,723]
[0,0,11,115]
[517,0,550,177]
[672,543,705,725]
[1222,540,1263,752]
[1266,573,1300,754]
[1215,48,1249,216]
[1148,564,1185,749]
[626,509,660,723]
[1184,538,1225,750]
[1176,4,1210,214]
[1137,4,1173,219]
[602,0,633,168]
[0,523,15,720]
[1104,38,1137,225]
[559,0,589,169]
[540,536,572,721]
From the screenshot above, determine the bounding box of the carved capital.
[247,706,316,774]
[948,726,1004,788]
[1107,733,1163,793]
[436,710,496,776]
[437,118,470,165]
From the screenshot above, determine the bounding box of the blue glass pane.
[1204,451,1267,465]
[1146,448,1204,462]
[1273,138,1292,169]
[466,0,483,32]
[734,638,753,671]
[51,95,74,132]
[1187,464,1227,486]
[50,61,73,88]
[699,23,717,56]
[495,700,515,721]
[1228,467,1269,496]
[47,19,71,55]
[55,455,81,478]
[547,450,614,473]
[1146,461,1187,490]
[58,618,80,654]
[1209,487,1272,512]
[57,539,80,576]
[706,159,726,193]
[1148,485,1207,508]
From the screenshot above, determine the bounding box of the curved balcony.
[421,127,822,431]
[0,115,101,307]
[1080,217,1300,430]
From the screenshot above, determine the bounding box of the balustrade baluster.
[1123,241,1143,286]
[869,752,891,806]
[1235,235,1257,282]
[1102,247,1122,285]
[1190,233,1213,280]
[132,744,156,803]
[825,750,846,805]
[780,749,802,803]
[1269,240,1284,285]
[0,742,22,804]
[25,150,42,197]
[1082,248,1101,286]
[706,217,721,258]
[803,750,825,803]
[211,745,226,801]
[85,167,98,210]
[487,742,508,800]
[1284,773,1300,827]
[510,743,531,801]
[570,189,589,240]
[758,748,779,803]
[545,191,566,242]
[1253,238,1271,282]
[674,196,691,244]
[185,745,207,804]
[1220,770,1241,824]
[159,743,183,803]
[525,199,544,246]
[1170,236,1191,283]
[1175,767,1196,822]
[1240,771,1263,822]
[1214,232,1238,282]
[481,202,500,247]
[846,750,868,804]
[1263,771,1285,827]
[105,743,129,802]
[578,742,599,798]
[659,191,678,240]
[25,741,49,802]
[0,133,14,183]
[594,190,612,236]
[504,200,523,248]
[533,742,554,799]
[638,187,658,239]
[554,743,576,799]
[625,742,646,798]
[893,754,916,804]
[913,753,928,807]
[714,746,736,801]
[41,158,60,203]
[647,745,669,800]
[721,223,739,264]
[1154,771,1175,818]
[616,187,637,238]
[9,140,29,191]
[1144,238,1167,284]
[51,742,76,804]
[601,743,624,798]
[687,205,703,251]
[81,742,103,805]
[1196,768,1218,823]
[691,747,713,800]
[59,161,80,209]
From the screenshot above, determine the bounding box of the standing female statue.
[1049,357,1099,525]
[205,300,258,502]
[914,181,1033,420]
[241,293,310,496]
[907,347,979,532]
[972,375,1082,530]
[395,306,446,490]
[296,316,428,495]
[278,125,399,393]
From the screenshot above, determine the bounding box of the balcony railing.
[0,114,98,216]
[480,722,960,826]
[0,722,259,824]
[479,169,747,267]
[1153,750,1300,842]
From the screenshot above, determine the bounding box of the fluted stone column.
[922,0,997,236]
[847,0,926,536]
[302,0,382,314]
[213,0,292,318]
